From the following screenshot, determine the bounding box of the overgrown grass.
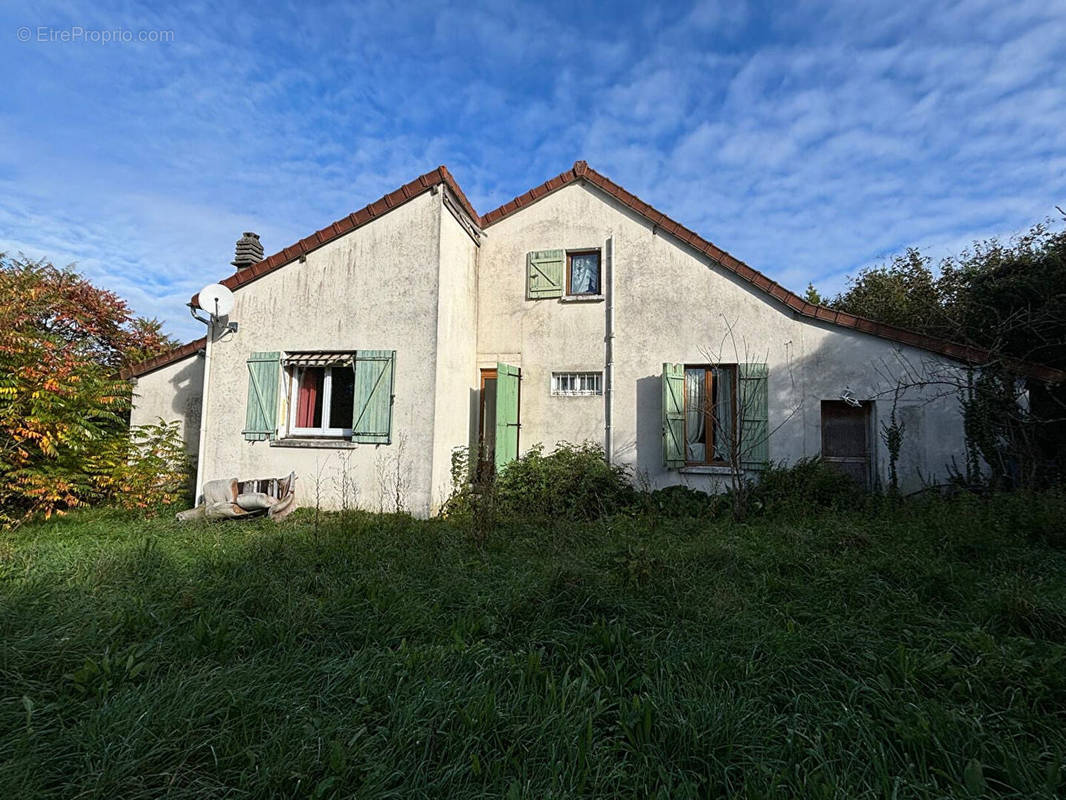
[2,495,1066,798]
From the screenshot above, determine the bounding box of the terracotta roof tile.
[123,336,206,379]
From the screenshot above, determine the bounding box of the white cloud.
[0,0,1062,341]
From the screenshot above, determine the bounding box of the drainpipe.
[190,303,213,505]
[604,234,614,462]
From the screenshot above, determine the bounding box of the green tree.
[829,220,1066,488]
[937,224,1066,369]
[831,248,945,335]
[829,223,1066,368]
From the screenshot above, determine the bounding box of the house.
[126,161,1064,516]
[128,336,205,457]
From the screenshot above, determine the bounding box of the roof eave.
[190,166,477,308]
[122,336,207,379]
[481,161,1065,383]
[178,159,1062,384]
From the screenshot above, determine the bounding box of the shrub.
[441,445,498,542]
[446,442,635,523]
[742,457,866,517]
[446,450,873,525]
[640,484,728,518]
[495,442,635,521]
[89,420,192,512]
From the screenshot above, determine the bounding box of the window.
[286,358,355,438]
[684,365,736,464]
[246,350,395,446]
[551,371,603,396]
[567,250,601,295]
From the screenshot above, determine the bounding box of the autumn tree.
[0,254,179,526]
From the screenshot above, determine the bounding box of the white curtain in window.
[570,254,599,294]
[685,368,705,463]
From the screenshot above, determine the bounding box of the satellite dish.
[198,283,234,318]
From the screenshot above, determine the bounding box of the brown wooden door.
[478,368,498,468]
[821,400,871,486]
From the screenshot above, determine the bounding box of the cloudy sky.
[2,0,1063,340]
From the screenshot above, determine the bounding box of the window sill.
[559,294,605,303]
[680,465,738,475]
[270,438,358,449]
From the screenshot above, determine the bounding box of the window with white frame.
[551,371,603,396]
[284,353,355,437]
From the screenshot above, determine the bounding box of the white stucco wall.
[200,190,449,516]
[129,353,204,457]
[478,181,967,493]
[477,201,609,450]
[429,199,480,511]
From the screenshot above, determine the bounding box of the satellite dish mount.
[191,283,238,332]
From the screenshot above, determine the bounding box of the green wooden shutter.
[739,363,769,470]
[662,362,685,468]
[495,362,521,469]
[352,350,395,444]
[526,250,564,299]
[244,352,280,441]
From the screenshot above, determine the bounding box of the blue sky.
[2,0,1064,341]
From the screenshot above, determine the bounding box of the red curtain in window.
[296,370,322,427]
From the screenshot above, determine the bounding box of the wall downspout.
[192,311,213,505]
[604,234,614,462]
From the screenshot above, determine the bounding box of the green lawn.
[1,498,1065,798]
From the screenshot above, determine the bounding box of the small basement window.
[552,371,603,396]
[567,250,601,295]
[284,353,355,438]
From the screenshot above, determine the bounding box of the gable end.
[481,162,1064,383]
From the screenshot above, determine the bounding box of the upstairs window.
[551,371,603,396]
[567,250,601,295]
[525,248,603,300]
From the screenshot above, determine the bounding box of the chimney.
[232,232,264,270]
